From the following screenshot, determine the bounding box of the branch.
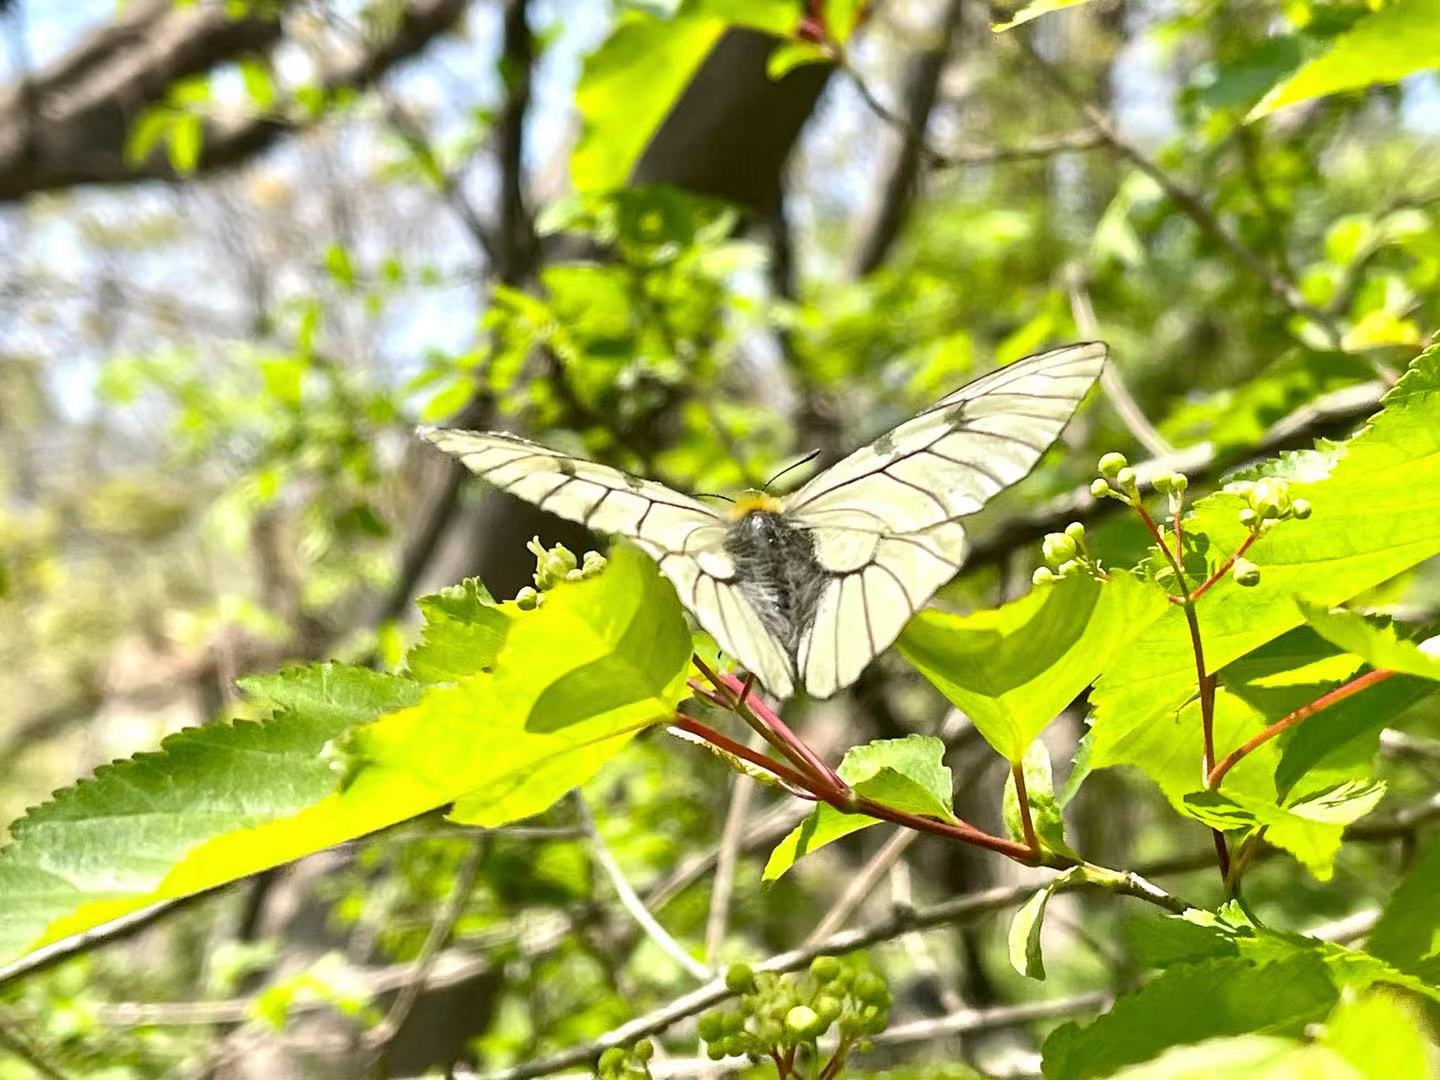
[847,0,964,277]
[362,837,486,1053]
[575,793,714,983]
[0,0,469,200]
[1011,34,1348,354]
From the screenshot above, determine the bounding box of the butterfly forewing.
[420,341,1106,701]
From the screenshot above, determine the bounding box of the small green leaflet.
[1182,780,1386,881]
[1249,0,1440,120]
[764,735,955,880]
[900,572,1167,762]
[1009,866,1084,980]
[1297,600,1440,682]
[405,577,512,683]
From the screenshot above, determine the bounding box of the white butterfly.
[421,342,1106,700]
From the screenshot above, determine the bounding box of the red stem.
[1011,760,1040,857]
[1135,500,1229,877]
[671,716,818,797]
[1208,668,1400,789]
[1190,532,1258,602]
[690,655,837,794]
[715,669,849,798]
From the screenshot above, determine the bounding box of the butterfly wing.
[419,428,798,698]
[780,342,1107,698]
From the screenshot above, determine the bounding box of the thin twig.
[1067,270,1172,456]
[0,1021,72,1080]
[574,793,713,983]
[1208,669,1400,789]
[1013,34,1348,355]
[704,758,757,963]
[364,837,487,1051]
[804,830,918,946]
[1189,533,1258,602]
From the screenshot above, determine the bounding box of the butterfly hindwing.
[782,342,1106,698]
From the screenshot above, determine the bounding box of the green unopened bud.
[853,972,888,1004]
[725,963,755,993]
[1064,521,1086,544]
[706,1044,725,1061]
[756,1019,783,1046]
[1153,473,1172,494]
[723,1010,746,1034]
[698,1012,725,1043]
[1042,532,1078,566]
[1249,477,1291,520]
[815,995,842,1024]
[1232,557,1261,587]
[1090,478,1112,499]
[809,956,841,982]
[1098,452,1128,478]
[857,1038,874,1054]
[1115,466,1137,491]
[1032,566,1056,587]
[1170,472,1188,493]
[1291,497,1312,520]
[598,1047,627,1072]
[633,1039,654,1062]
[514,586,540,610]
[785,1005,822,1039]
[1238,507,1259,530]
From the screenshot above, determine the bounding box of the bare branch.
[703,767,757,963]
[363,838,487,1053]
[0,0,470,200]
[804,829,917,946]
[575,793,714,983]
[1011,33,1347,353]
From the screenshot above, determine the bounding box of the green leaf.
[1183,780,1385,880]
[1107,1037,1353,1080]
[900,572,1167,762]
[1367,838,1440,980]
[0,546,689,967]
[1041,955,1338,1080]
[991,0,1095,32]
[1249,0,1440,120]
[167,113,204,175]
[767,39,831,79]
[1008,867,1082,980]
[1090,347,1440,792]
[1002,740,1073,857]
[764,735,954,880]
[0,665,419,963]
[1322,992,1433,1080]
[239,57,277,111]
[1297,600,1440,681]
[571,1,801,192]
[405,578,512,683]
[357,544,693,827]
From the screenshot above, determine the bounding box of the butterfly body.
[724,509,828,660]
[422,341,1106,700]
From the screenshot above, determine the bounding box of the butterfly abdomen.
[723,511,828,660]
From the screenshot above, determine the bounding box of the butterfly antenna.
[763,449,821,492]
[695,492,735,503]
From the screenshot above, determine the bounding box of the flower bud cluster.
[1032,521,1098,587]
[1225,477,1311,535]
[596,1039,654,1079]
[516,537,608,609]
[696,959,890,1062]
[1091,451,1138,504]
